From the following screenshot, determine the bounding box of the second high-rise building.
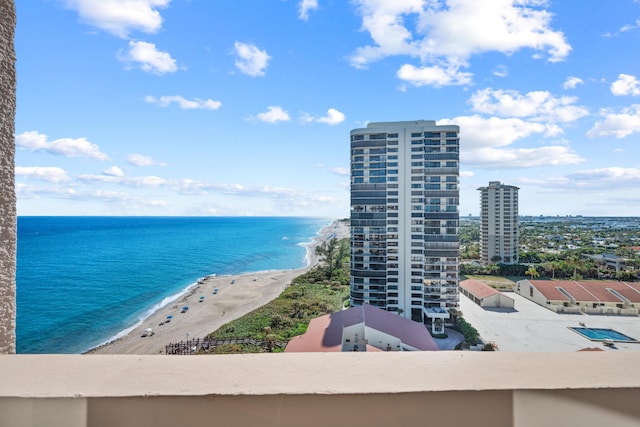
[350,120,460,333]
[478,181,519,264]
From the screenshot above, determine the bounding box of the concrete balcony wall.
[1,352,639,427]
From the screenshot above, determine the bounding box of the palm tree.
[525,266,540,280]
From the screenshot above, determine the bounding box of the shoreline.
[87,219,349,355]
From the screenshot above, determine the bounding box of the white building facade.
[350,120,460,332]
[478,181,519,264]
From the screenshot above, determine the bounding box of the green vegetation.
[453,317,480,347]
[461,218,640,281]
[525,266,539,280]
[459,221,480,260]
[482,342,497,351]
[203,237,350,354]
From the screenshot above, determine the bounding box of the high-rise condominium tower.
[478,181,519,264]
[350,120,460,333]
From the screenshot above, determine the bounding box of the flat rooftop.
[459,292,640,352]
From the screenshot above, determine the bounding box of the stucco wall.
[1,353,640,427]
[0,0,16,355]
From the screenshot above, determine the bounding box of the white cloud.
[331,167,349,176]
[422,0,571,61]
[63,0,171,38]
[145,95,222,110]
[492,65,508,78]
[299,0,318,21]
[460,171,474,178]
[119,41,178,74]
[15,131,108,160]
[256,106,291,123]
[563,76,583,89]
[15,166,71,183]
[234,42,271,77]
[79,174,168,188]
[469,88,589,122]
[304,108,346,125]
[348,0,425,68]
[525,168,640,195]
[587,105,640,138]
[463,146,584,169]
[438,115,584,169]
[137,176,167,187]
[440,115,558,149]
[89,190,138,203]
[317,108,346,125]
[15,182,77,199]
[568,167,640,186]
[611,74,640,96]
[619,19,640,33]
[349,0,571,86]
[397,63,473,87]
[127,154,167,167]
[103,166,124,177]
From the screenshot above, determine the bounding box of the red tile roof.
[601,281,640,304]
[527,280,571,302]
[460,279,499,299]
[528,280,640,304]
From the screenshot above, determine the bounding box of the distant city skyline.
[15,1,640,217]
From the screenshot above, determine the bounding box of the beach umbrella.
[166,315,173,319]
[183,306,189,310]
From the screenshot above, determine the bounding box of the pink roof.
[621,281,640,298]
[460,279,499,299]
[529,280,639,304]
[555,281,599,301]
[284,304,439,353]
[599,281,640,304]
[527,280,571,302]
[284,315,340,352]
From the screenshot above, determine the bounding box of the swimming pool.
[569,327,638,343]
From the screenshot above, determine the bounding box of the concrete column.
[0,0,17,354]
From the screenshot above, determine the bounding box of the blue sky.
[14,0,640,217]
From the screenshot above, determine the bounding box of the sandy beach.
[88,219,349,355]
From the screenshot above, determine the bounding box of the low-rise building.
[584,253,626,272]
[515,279,640,315]
[285,304,439,352]
[460,279,515,309]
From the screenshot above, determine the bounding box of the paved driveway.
[459,292,640,352]
[433,328,464,350]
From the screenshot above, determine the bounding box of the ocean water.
[16,216,330,354]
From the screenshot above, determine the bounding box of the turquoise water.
[16,216,330,354]
[570,327,637,342]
